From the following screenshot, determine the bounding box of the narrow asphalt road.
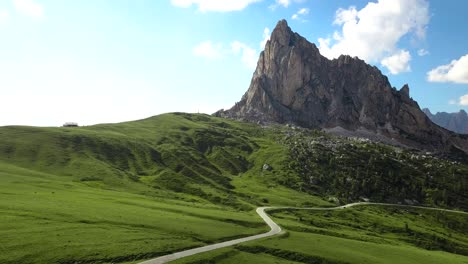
[139,202,467,264]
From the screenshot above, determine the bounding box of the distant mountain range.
[215,20,468,156]
[423,108,468,134]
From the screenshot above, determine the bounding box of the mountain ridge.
[215,20,468,155]
[423,108,468,134]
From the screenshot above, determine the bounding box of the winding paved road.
[139,202,467,264]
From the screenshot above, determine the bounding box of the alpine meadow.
[1,0,468,264]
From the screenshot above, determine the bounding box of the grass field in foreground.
[1,113,466,263]
[171,205,468,264]
[0,113,328,263]
[0,163,268,264]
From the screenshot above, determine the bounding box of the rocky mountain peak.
[266,19,320,56]
[215,20,468,155]
[424,108,468,134]
[270,19,291,44]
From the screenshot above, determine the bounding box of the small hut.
[63,122,79,127]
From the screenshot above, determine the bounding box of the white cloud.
[260,27,270,49]
[417,48,429,56]
[231,41,258,69]
[427,54,468,84]
[460,95,468,106]
[448,95,468,106]
[270,0,305,10]
[380,50,411,74]
[13,0,44,18]
[193,41,224,59]
[318,0,429,73]
[276,0,291,8]
[333,6,358,25]
[297,7,309,15]
[292,7,309,21]
[194,26,271,70]
[170,0,261,12]
[193,40,258,69]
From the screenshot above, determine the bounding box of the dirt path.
[139,202,467,264]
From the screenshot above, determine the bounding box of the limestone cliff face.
[216,20,468,154]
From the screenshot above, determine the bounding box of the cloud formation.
[276,0,290,8]
[318,0,429,74]
[270,0,305,10]
[231,41,257,69]
[193,26,274,70]
[427,54,468,84]
[449,95,468,106]
[292,7,309,21]
[193,41,224,59]
[417,49,429,56]
[170,0,261,12]
[460,95,468,106]
[13,0,44,18]
[380,50,411,74]
[193,40,259,69]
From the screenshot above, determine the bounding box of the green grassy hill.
[0,113,326,263]
[0,113,319,208]
[0,113,466,263]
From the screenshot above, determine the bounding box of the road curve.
[139,202,467,264]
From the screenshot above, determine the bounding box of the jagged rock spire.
[400,84,410,97]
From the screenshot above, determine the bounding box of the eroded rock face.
[216,20,468,154]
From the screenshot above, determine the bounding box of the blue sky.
[0,0,467,126]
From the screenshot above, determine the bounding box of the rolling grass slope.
[0,113,322,207]
[0,162,269,263]
[1,113,466,263]
[0,113,326,263]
